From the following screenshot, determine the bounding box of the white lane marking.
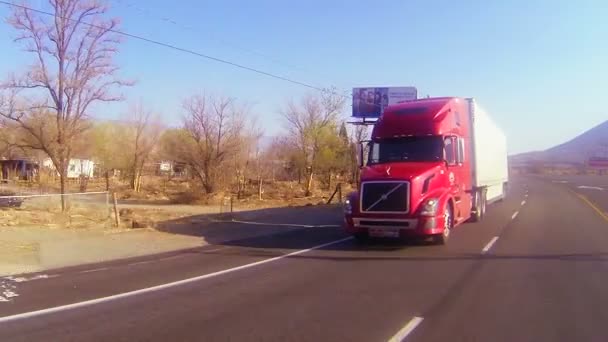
[79,268,109,274]
[4,274,53,283]
[577,186,604,191]
[552,180,569,184]
[2,290,18,298]
[129,251,218,266]
[525,193,528,198]
[388,316,424,342]
[511,211,519,220]
[482,237,499,254]
[202,247,228,253]
[0,237,353,323]
[521,200,526,206]
[0,279,17,303]
[128,261,153,266]
[157,254,191,262]
[211,219,340,228]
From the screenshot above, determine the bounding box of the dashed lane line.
[511,211,519,220]
[78,268,109,274]
[387,316,424,342]
[482,237,499,254]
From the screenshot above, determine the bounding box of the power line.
[0,1,333,95]
[111,0,315,76]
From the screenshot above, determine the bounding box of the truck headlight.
[344,199,353,215]
[420,198,439,216]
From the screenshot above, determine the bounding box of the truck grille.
[360,181,409,213]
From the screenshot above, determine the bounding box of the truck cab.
[344,97,489,244]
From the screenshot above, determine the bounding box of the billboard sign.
[588,157,608,169]
[352,86,417,118]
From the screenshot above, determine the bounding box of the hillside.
[512,120,608,164]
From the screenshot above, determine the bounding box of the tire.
[497,183,508,202]
[470,190,486,222]
[480,190,487,217]
[433,205,452,245]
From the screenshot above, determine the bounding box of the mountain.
[511,120,608,164]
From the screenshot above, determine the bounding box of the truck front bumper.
[344,215,445,237]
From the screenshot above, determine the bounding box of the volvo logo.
[365,183,403,211]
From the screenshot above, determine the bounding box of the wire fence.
[0,191,111,229]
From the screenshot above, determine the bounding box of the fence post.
[112,192,120,227]
[338,183,342,203]
[105,170,110,191]
[105,192,110,219]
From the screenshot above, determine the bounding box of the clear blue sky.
[1,0,607,154]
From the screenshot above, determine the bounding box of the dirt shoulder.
[0,204,342,277]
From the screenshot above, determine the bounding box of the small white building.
[42,158,96,178]
[159,161,172,172]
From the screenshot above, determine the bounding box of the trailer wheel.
[497,183,508,202]
[480,190,487,217]
[434,205,452,245]
[470,190,486,222]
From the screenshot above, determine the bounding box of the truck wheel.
[434,205,452,245]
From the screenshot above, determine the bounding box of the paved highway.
[1,176,607,341]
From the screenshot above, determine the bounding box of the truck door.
[444,136,470,222]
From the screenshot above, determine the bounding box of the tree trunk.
[305,168,314,197]
[203,182,214,194]
[59,169,67,212]
[79,175,89,192]
[105,170,110,191]
[130,169,138,192]
[258,176,263,200]
[135,173,141,192]
[130,154,140,192]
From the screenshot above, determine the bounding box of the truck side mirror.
[443,136,457,166]
[358,140,371,168]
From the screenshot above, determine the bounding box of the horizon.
[1,0,607,154]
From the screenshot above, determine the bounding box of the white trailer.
[468,98,509,209]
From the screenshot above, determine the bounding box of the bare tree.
[281,90,345,196]
[129,103,161,192]
[0,0,128,210]
[181,94,248,194]
[351,124,369,183]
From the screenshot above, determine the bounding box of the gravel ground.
[0,227,203,276]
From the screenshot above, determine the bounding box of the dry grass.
[0,194,111,229]
[1,176,354,230]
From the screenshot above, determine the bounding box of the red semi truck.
[344,97,508,244]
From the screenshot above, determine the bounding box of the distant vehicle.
[344,97,509,244]
[0,191,23,208]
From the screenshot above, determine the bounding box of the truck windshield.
[368,136,443,164]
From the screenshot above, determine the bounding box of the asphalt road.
[1,175,607,341]
[540,173,608,216]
